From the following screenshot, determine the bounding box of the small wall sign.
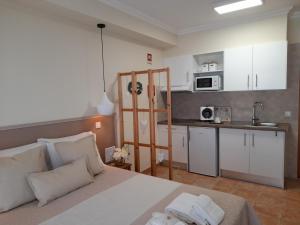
[147,53,152,64]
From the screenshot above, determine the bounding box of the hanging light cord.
[100,27,106,92]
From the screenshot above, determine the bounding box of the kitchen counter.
[157,119,289,132]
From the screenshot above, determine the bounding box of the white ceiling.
[99,0,300,35]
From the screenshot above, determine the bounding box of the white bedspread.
[39,174,181,225]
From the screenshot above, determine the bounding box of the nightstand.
[107,162,132,171]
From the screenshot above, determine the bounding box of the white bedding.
[39,174,181,225]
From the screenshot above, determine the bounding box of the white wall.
[0,3,162,128]
[164,16,287,57]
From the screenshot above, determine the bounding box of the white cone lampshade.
[97,92,114,115]
[97,24,114,116]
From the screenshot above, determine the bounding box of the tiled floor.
[144,166,300,225]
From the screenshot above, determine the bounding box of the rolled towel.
[191,195,225,225]
[145,212,187,225]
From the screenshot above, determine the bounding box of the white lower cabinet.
[219,128,285,188]
[157,125,188,164]
[219,129,250,174]
[188,127,218,176]
[249,130,285,179]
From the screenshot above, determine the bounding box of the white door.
[219,128,250,173]
[253,41,287,90]
[189,127,217,176]
[224,46,253,91]
[157,125,188,164]
[249,130,285,179]
[163,55,193,87]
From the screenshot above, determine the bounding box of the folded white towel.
[165,193,205,225]
[192,195,225,225]
[165,193,224,225]
[145,212,187,225]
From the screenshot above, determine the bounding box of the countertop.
[157,119,289,132]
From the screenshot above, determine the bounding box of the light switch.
[284,111,292,118]
[95,121,102,129]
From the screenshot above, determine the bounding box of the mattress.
[0,166,260,225]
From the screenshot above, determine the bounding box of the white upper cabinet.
[224,46,253,91]
[253,41,287,90]
[223,41,287,91]
[162,55,193,91]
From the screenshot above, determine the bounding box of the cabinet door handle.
[247,75,250,89]
[182,136,185,148]
[256,74,258,88]
[252,133,255,147]
[186,72,189,83]
[244,133,247,146]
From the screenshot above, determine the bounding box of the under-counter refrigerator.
[188,127,218,177]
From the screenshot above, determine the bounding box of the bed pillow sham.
[27,157,94,207]
[37,132,97,169]
[54,135,105,176]
[0,145,48,212]
[0,142,47,157]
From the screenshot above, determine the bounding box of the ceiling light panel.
[214,0,263,14]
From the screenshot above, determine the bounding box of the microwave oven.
[194,75,221,91]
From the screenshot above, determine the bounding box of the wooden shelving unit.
[118,68,173,179]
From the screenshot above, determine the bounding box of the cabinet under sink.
[219,128,285,188]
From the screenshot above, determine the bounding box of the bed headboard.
[0,115,115,161]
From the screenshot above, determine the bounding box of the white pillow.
[38,132,96,168]
[27,157,94,207]
[0,145,48,212]
[0,143,47,157]
[54,135,105,176]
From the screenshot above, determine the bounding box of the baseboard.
[160,160,187,170]
[221,169,285,189]
[142,161,187,174]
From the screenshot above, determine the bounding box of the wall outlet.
[105,146,115,163]
[95,121,102,129]
[158,152,165,162]
[284,111,292,118]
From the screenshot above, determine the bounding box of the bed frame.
[0,115,115,161]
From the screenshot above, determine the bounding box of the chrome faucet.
[252,102,263,125]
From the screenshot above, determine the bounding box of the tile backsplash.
[164,43,300,178]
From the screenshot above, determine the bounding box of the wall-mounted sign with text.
[147,53,152,64]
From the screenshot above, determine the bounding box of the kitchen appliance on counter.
[194,75,221,91]
[200,106,215,121]
[188,127,218,177]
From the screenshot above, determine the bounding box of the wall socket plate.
[105,146,115,163]
[284,111,292,118]
[95,121,102,129]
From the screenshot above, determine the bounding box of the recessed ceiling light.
[214,0,263,14]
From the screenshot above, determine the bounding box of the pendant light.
[96,23,114,115]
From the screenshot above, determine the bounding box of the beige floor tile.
[213,178,240,193]
[256,212,280,225]
[282,199,300,222]
[280,218,300,225]
[232,189,260,205]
